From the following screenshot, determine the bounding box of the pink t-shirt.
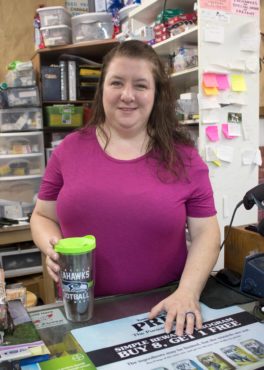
[38,128,216,296]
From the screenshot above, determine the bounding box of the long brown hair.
[85,40,194,176]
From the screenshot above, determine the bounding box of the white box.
[71,12,113,43]
[41,25,72,47]
[37,6,71,27]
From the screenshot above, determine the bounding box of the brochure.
[71,304,264,370]
[0,300,50,363]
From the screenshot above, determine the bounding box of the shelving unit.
[32,39,118,153]
[128,0,260,271]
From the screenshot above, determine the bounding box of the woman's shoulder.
[57,127,96,148]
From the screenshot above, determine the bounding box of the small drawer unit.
[6,87,40,108]
[37,6,71,27]
[40,25,72,47]
[0,156,44,178]
[0,242,42,278]
[0,177,41,203]
[0,108,43,132]
[0,132,44,156]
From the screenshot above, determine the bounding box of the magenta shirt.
[38,128,216,296]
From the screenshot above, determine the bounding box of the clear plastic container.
[0,108,43,132]
[0,177,41,203]
[6,87,40,108]
[41,25,72,47]
[5,62,36,88]
[71,12,113,43]
[0,132,44,156]
[37,6,71,27]
[0,156,44,178]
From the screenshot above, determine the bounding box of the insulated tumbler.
[55,235,96,322]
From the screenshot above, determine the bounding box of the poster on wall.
[200,0,232,12]
[72,305,264,370]
[231,0,259,16]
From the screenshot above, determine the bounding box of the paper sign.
[228,123,241,136]
[30,309,67,330]
[200,9,231,23]
[230,74,247,92]
[228,60,246,71]
[203,73,218,87]
[216,74,229,90]
[242,149,262,165]
[246,56,259,73]
[232,0,259,17]
[204,25,225,43]
[222,123,236,138]
[202,109,221,124]
[200,0,232,12]
[217,145,234,162]
[205,146,219,161]
[203,82,219,95]
[206,125,219,141]
[199,96,221,109]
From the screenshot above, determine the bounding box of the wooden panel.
[224,225,264,274]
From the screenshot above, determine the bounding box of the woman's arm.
[149,215,220,336]
[30,199,62,282]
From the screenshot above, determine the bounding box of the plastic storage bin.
[45,105,83,127]
[6,87,40,108]
[0,156,44,178]
[0,132,44,156]
[5,64,36,88]
[71,12,113,43]
[41,25,72,47]
[0,108,42,132]
[37,6,71,27]
[0,177,41,203]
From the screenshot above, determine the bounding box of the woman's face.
[102,56,156,135]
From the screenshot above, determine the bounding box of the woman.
[30,40,220,336]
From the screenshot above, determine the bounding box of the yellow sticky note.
[202,82,219,95]
[230,74,247,92]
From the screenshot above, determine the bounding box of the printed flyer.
[71,304,264,370]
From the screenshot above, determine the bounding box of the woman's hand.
[45,237,61,283]
[148,288,202,336]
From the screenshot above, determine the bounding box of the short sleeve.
[186,148,217,217]
[37,148,63,201]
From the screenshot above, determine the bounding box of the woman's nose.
[120,85,135,102]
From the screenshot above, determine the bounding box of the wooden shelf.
[33,39,119,62]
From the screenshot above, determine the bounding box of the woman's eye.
[111,81,122,86]
[135,84,147,90]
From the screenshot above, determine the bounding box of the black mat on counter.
[200,276,255,309]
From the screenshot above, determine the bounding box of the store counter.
[27,281,263,358]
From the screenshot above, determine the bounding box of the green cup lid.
[54,235,96,254]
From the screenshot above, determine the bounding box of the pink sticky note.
[216,74,230,90]
[206,125,219,142]
[203,73,218,88]
[222,123,236,139]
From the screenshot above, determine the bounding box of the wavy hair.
[85,40,194,177]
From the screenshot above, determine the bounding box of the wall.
[0,0,64,82]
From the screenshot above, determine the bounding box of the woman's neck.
[96,125,150,160]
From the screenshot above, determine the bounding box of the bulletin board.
[0,0,65,82]
[197,0,260,268]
